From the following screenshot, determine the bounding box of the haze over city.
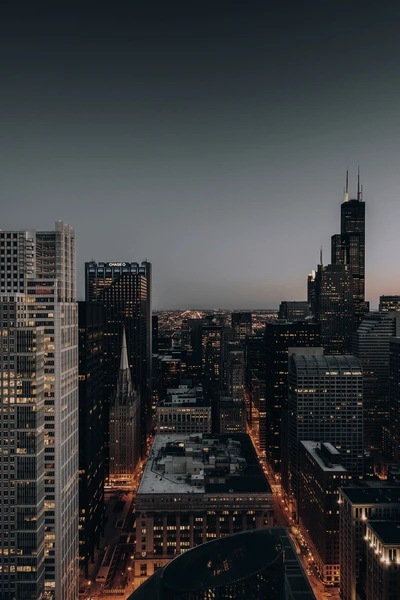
[2,1,400,308]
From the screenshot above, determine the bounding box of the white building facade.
[0,223,79,600]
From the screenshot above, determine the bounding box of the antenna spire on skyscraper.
[320,245,323,267]
[344,169,349,202]
[357,166,361,201]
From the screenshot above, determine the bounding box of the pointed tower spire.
[320,245,323,267]
[120,326,129,371]
[357,166,361,201]
[344,169,349,202]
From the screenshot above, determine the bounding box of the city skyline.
[2,2,400,309]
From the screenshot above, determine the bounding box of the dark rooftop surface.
[128,527,316,600]
[368,520,400,545]
[161,528,283,592]
[340,484,400,505]
[204,434,271,494]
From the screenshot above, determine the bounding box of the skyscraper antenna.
[357,166,361,201]
[344,169,349,202]
[320,245,323,267]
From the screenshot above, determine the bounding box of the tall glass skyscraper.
[0,223,78,600]
[331,170,367,326]
[85,261,152,461]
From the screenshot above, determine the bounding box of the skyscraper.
[225,343,245,402]
[389,338,400,462]
[314,263,354,354]
[298,441,350,585]
[0,299,45,600]
[287,349,363,507]
[352,312,400,450]
[85,261,152,459]
[231,312,252,341]
[339,484,400,600]
[331,169,367,326]
[0,224,79,600]
[78,302,105,574]
[264,320,320,476]
[109,329,141,486]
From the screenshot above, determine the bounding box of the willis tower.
[331,169,368,327]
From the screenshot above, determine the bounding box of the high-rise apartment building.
[109,329,141,486]
[231,312,252,341]
[298,441,350,584]
[0,224,79,600]
[314,263,354,353]
[85,261,151,458]
[352,312,400,450]
[264,320,320,476]
[331,170,366,326]
[78,302,105,575]
[287,349,363,506]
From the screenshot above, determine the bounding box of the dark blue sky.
[1,1,400,308]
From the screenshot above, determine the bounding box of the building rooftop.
[340,484,400,505]
[158,385,210,408]
[367,521,400,546]
[137,433,271,496]
[290,351,362,373]
[301,441,347,473]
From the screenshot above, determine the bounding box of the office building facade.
[231,312,252,341]
[287,350,363,505]
[78,302,105,574]
[85,261,152,458]
[314,263,354,354]
[218,395,247,433]
[278,301,310,321]
[365,520,400,600]
[264,320,320,477]
[298,441,350,584]
[339,485,400,600]
[380,295,400,313]
[156,385,211,434]
[0,224,79,600]
[0,300,45,600]
[352,312,400,450]
[389,338,400,461]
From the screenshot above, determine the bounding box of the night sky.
[1,1,400,308]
